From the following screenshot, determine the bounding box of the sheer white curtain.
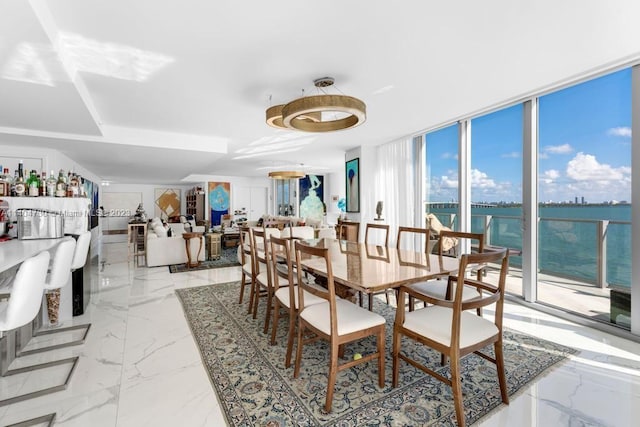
[375,136,424,249]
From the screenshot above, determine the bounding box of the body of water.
[429,205,631,287]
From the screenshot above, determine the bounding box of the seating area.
[226,223,511,418]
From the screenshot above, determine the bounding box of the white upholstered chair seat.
[403,305,498,349]
[280,226,315,240]
[274,286,324,309]
[409,279,481,302]
[317,228,336,239]
[300,299,385,336]
[256,271,270,287]
[242,262,252,276]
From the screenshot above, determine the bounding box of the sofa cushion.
[153,224,168,238]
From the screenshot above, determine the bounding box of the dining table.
[293,238,459,300]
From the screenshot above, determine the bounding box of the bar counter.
[0,238,62,273]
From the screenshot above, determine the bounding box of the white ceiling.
[1,0,639,184]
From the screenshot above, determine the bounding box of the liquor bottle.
[0,167,8,197]
[14,162,26,197]
[55,169,67,197]
[10,170,18,196]
[27,170,39,197]
[68,171,79,197]
[46,170,56,197]
[77,174,86,197]
[38,171,45,196]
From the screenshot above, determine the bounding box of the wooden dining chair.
[364,223,389,247]
[392,248,510,427]
[238,227,254,305]
[337,220,360,242]
[361,223,391,309]
[408,230,485,312]
[294,240,386,412]
[268,236,324,367]
[396,226,430,253]
[249,229,275,333]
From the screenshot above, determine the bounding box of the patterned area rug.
[168,247,240,273]
[176,282,577,426]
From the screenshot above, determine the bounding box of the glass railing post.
[598,220,608,289]
[484,215,492,246]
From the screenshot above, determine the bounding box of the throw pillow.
[153,224,168,238]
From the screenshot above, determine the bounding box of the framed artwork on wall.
[299,174,324,221]
[154,188,181,220]
[209,182,230,226]
[345,158,359,213]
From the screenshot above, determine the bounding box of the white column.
[522,98,538,302]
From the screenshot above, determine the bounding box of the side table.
[128,222,147,266]
[182,232,203,268]
[207,232,221,260]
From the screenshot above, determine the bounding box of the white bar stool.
[20,231,92,356]
[0,251,80,407]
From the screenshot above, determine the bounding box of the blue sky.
[426,68,632,204]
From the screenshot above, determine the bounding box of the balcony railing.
[430,213,631,290]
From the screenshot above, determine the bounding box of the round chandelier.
[268,170,305,179]
[265,77,366,132]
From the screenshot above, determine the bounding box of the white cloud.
[501,151,520,158]
[440,175,458,188]
[543,143,573,154]
[566,152,627,182]
[541,169,560,184]
[470,169,496,188]
[441,152,458,160]
[607,126,632,137]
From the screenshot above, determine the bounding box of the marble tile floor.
[0,241,638,426]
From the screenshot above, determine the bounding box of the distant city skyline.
[426,68,632,205]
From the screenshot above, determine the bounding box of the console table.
[182,232,204,268]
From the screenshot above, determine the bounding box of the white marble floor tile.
[2,240,640,427]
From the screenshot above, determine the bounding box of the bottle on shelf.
[27,170,40,197]
[10,170,18,196]
[67,171,79,197]
[0,167,8,197]
[55,169,67,197]
[77,174,85,197]
[39,171,47,196]
[14,161,26,197]
[46,170,56,197]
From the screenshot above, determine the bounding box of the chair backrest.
[450,248,509,341]
[338,221,360,242]
[238,227,251,263]
[0,251,50,331]
[44,237,77,291]
[71,231,91,271]
[364,223,389,247]
[438,230,484,279]
[251,228,271,281]
[269,235,294,296]
[317,228,336,239]
[396,226,430,252]
[280,226,314,240]
[295,241,337,332]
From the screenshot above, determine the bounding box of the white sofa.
[146,219,206,267]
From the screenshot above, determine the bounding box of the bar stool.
[0,250,77,407]
[21,231,92,356]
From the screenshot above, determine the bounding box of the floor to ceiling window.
[425,124,459,230]
[470,104,524,295]
[538,68,632,329]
